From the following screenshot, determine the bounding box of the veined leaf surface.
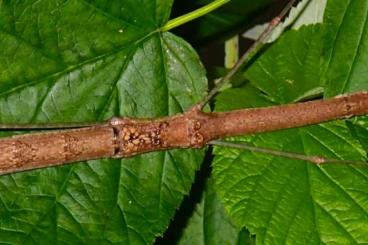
[0,0,207,244]
[213,1,368,243]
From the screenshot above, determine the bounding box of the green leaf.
[214,2,368,241]
[323,0,368,97]
[0,1,207,244]
[213,87,368,244]
[245,25,324,103]
[213,126,368,244]
[178,177,252,245]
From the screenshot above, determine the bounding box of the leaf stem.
[161,0,230,32]
[209,140,368,166]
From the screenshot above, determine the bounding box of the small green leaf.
[0,1,207,244]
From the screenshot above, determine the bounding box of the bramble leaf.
[214,86,368,244]
[0,1,207,244]
[213,1,368,243]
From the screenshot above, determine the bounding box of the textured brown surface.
[0,91,367,174]
[0,126,115,174]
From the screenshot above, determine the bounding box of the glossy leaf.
[0,1,207,244]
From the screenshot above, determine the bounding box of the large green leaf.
[213,1,368,243]
[213,87,368,244]
[0,1,207,244]
[323,0,368,97]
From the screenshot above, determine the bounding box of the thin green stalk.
[161,0,230,32]
[210,140,368,166]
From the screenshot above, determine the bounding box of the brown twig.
[0,91,367,175]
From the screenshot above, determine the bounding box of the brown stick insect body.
[0,91,367,174]
[0,0,315,174]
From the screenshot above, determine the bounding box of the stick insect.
[0,0,367,176]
